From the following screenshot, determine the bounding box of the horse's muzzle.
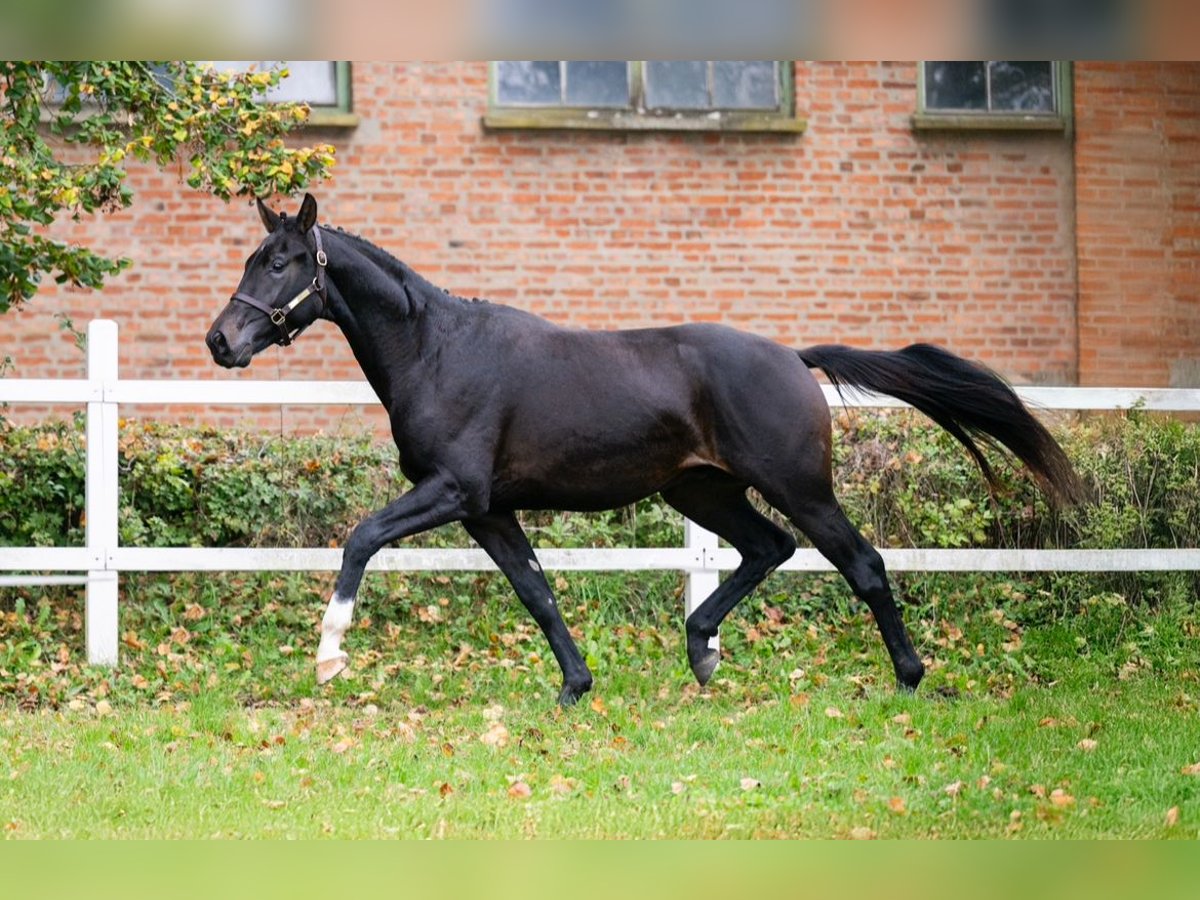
[206,327,250,368]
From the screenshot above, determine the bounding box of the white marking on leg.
[528,558,541,572]
[316,592,354,664]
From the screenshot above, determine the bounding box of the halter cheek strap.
[231,227,329,347]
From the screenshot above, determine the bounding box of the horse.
[206,194,1084,706]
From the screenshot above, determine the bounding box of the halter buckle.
[316,249,328,267]
[270,308,288,327]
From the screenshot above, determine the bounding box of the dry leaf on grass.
[507,780,532,799]
[480,722,509,748]
[1049,789,1076,808]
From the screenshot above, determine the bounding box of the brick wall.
[7,60,1179,434]
[1075,62,1200,387]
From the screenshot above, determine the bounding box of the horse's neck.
[321,232,446,408]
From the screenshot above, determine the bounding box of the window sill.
[305,109,359,129]
[911,112,1067,132]
[483,109,806,134]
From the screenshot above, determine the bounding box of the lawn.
[3,565,1198,839]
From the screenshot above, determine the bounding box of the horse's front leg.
[316,475,472,684]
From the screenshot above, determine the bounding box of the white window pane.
[712,61,778,109]
[496,61,562,105]
[924,61,987,110]
[988,61,1054,112]
[565,61,630,107]
[645,61,709,110]
[211,61,338,106]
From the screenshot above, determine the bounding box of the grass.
[3,565,1200,838]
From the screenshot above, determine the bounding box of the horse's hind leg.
[463,511,593,706]
[775,488,925,691]
[661,471,796,686]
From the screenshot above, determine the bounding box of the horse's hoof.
[690,648,720,686]
[316,652,349,685]
[557,677,593,707]
[896,660,925,693]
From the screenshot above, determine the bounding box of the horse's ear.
[297,193,318,234]
[256,197,281,234]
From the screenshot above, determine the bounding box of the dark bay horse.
[206,194,1084,705]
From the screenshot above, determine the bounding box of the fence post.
[86,320,119,666]
[684,518,721,653]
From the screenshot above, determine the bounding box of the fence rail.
[2,320,1199,665]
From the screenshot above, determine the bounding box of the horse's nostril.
[209,330,229,354]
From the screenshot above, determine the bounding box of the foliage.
[0,61,336,311]
[2,411,1198,559]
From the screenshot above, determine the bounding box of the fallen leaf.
[590,696,607,716]
[549,774,577,796]
[824,706,843,719]
[439,782,454,798]
[1049,788,1075,808]
[480,723,509,748]
[789,692,810,708]
[943,780,965,798]
[892,713,912,726]
[740,777,761,791]
[95,700,113,717]
[849,826,876,840]
[1181,761,1200,776]
[1165,806,1180,828]
[1077,738,1098,752]
[888,796,907,814]
[264,799,286,810]
[331,738,353,754]
[183,603,206,621]
[670,781,686,795]
[507,780,532,799]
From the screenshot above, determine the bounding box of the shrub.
[1,411,1197,606]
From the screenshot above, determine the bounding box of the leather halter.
[231,226,329,347]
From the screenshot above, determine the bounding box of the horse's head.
[206,193,329,368]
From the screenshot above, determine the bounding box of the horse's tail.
[798,343,1086,506]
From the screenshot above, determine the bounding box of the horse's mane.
[318,224,487,309]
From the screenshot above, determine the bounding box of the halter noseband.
[230,226,329,347]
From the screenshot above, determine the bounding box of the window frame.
[213,61,356,128]
[483,61,805,134]
[912,61,1072,133]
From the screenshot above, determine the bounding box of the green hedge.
[2,411,1198,563]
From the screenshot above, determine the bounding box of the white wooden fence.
[2,319,1199,665]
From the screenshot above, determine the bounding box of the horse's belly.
[490,441,689,512]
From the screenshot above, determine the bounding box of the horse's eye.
[271,259,286,272]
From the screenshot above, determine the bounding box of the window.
[914,61,1070,131]
[485,61,803,133]
[210,61,355,126]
